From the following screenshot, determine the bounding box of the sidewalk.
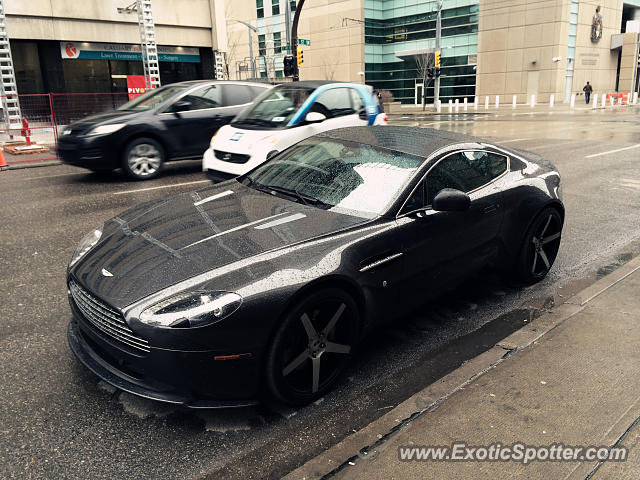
[286,255,640,479]
[387,100,639,115]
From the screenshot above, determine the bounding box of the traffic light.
[427,68,434,78]
[297,47,304,66]
[283,55,295,76]
[435,67,441,78]
[434,50,441,68]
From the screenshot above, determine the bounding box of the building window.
[273,32,282,53]
[275,70,284,78]
[272,0,280,15]
[258,34,266,56]
[290,0,296,12]
[256,0,264,18]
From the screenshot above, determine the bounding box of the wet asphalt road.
[1,106,640,479]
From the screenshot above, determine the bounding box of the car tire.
[122,137,165,181]
[265,288,360,406]
[513,207,563,285]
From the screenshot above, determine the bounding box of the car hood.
[212,125,281,153]
[64,110,139,135]
[72,181,368,309]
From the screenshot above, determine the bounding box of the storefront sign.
[60,42,200,62]
[126,75,148,100]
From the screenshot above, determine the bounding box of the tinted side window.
[313,88,355,118]
[166,85,221,112]
[350,89,365,112]
[223,84,254,106]
[424,151,507,206]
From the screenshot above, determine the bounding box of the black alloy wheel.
[515,207,563,284]
[122,137,165,180]
[266,288,359,406]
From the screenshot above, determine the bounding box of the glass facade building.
[364,0,478,104]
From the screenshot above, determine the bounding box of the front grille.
[69,280,150,353]
[214,150,251,164]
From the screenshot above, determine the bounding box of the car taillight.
[383,115,388,123]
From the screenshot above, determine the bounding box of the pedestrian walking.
[583,82,593,104]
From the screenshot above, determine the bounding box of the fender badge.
[230,132,244,141]
[101,268,113,277]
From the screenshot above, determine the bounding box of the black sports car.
[57,80,271,180]
[67,126,564,407]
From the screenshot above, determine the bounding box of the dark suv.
[58,80,271,180]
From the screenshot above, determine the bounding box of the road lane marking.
[193,189,233,206]
[18,172,85,181]
[585,144,640,159]
[114,179,210,195]
[496,138,533,143]
[181,212,289,249]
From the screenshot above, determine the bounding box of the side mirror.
[172,99,192,113]
[432,188,470,212]
[305,111,326,123]
[358,108,368,120]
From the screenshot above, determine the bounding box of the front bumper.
[67,303,261,408]
[58,134,119,170]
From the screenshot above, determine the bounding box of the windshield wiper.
[261,184,330,209]
[233,118,273,127]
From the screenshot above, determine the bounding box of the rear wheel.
[514,207,563,284]
[265,288,359,406]
[122,137,164,180]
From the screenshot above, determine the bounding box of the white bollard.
[463,97,468,111]
[570,94,576,108]
[601,93,606,108]
[549,94,555,107]
[592,93,598,109]
[455,99,459,113]
[530,95,536,107]
[448,100,453,113]
[474,97,479,110]
[485,96,489,110]
[512,95,517,109]
[436,100,442,113]
[495,95,500,108]
[633,92,638,105]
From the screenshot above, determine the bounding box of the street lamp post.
[226,18,257,80]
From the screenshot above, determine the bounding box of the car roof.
[272,80,350,89]
[164,80,272,88]
[316,126,486,158]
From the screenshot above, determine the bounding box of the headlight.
[69,226,103,268]
[139,291,242,328]
[86,123,126,136]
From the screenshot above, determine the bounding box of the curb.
[7,160,62,170]
[283,253,640,480]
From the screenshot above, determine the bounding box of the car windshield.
[231,86,315,129]
[242,137,424,218]
[117,85,187,112]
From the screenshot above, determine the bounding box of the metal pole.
[433,0,442,109]
[285,0,292,48]
[248,28,255,80]
[291,0,306,81]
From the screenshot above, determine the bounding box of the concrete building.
[6,0,228,94]
[476,0,640,104]
[6,0,640,103]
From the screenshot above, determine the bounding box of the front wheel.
[265,288,360,406]
[122,137,165,180]
[513,207,563,285]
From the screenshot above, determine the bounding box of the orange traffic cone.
[0,147,8,170]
